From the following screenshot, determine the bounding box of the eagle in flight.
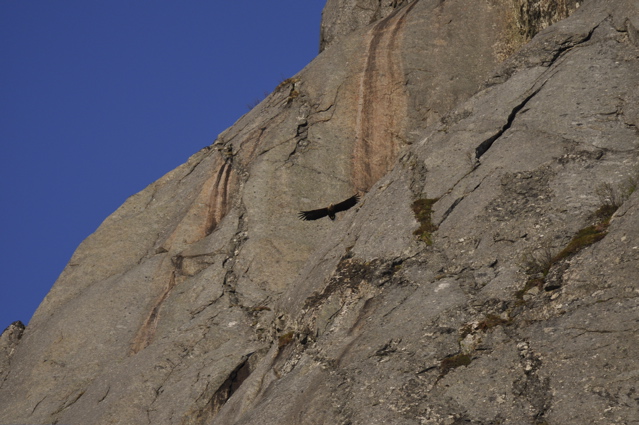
[298,194,360,221]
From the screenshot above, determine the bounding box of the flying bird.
[298,194,360,221]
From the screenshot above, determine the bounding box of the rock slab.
[1,1,638,424]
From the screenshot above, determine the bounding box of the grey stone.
[2,0,639,424]
[319,0,411,52]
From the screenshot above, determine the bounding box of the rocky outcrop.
[320,0,582,56]
[514,0,582,38]
[211,4,639,423]
[320,0,411,51]
[1,0,638,424]
[0,321,25,379]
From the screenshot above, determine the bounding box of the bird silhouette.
[298,194,360,221]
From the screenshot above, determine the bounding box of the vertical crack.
[185,353,255,425]
[220,202,249,308]
[209,354,253,415]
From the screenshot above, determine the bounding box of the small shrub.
[593,203,618,222]
[520,220,609,297]
[596,182,625,211]
[595,172,638,213]
[522,244,554,277]
[518,179,626,297]
[286,89,299,102]
[518,171,638,300]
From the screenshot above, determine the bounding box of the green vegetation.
[552,222,608,263]
[596,176,637,212]
[411,198,438,244]
[519,173,638,297]
[551,173,638,262]
[521,216,611,296]
[522,244,554,279]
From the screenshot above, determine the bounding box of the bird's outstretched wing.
[298,194,360,221]
[298,208,329,221]
[332,194,360,213]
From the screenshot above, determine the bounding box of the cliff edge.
[1,1,638,424]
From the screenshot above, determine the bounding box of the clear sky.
[0,1,326,332]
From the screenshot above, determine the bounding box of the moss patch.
[520,200,617,297]
[440,353,472,376]
[411,198,438,244]
[552,222,608,263]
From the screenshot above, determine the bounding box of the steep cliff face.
[0,321,24,381]
[320,0,582,55]
[320,0,412,51]
[2,0,638,424]
[514,0,582,38]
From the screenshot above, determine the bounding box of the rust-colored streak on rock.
[353,2,417,192]
[129,268,177,355]
[204,161,233,237]
[130,156,235,355]
[160,157,237,251]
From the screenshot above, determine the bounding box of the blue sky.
[0,1,326,332]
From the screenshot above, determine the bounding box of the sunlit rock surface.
[1,0,637,424]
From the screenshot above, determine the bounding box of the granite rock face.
[514,0,582,38]
[319,0,411,51]
[0,321,24,380]
[1,0,638,424]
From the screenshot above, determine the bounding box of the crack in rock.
[186,353,255,425]
[475,85,544,160]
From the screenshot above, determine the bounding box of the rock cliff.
[1,0,638,424]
